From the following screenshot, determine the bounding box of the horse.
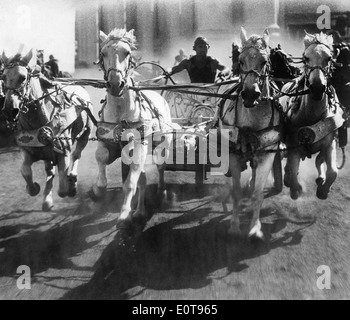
[217,27,283,241]
[91,28,174,234]
[270,45,301,89]
[332,42,350,113]
[280,32,345,200]
[1,49,93,211]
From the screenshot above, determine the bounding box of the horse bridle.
[97,39,135,96]
[239,43,271,98]
[2,62,33,116]
[303,42,334,88]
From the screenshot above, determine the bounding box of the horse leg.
[286,152,302,200]
[315,151,325,187]
[132,171,147,226]
[21,151,41,196]
[248,153,275,241]
[68,128,91,197]
[229,154,243,239]
[57,155,69,198]
[156,163,167,199]
[42,161,55,211]
[92,142,110,200]
[317,140,338,200]
[284,155,291,188]
[248,167,256,195]
[118,144,147,228]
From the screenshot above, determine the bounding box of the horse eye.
[19,75,26,83]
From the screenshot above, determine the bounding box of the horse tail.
[337,147,346,170]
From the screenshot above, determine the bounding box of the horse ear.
[22,49,33,65]
[240,27,248,45]
[2,51,8,65]
[128,29,135,37]
[304,30,314,38]
[17,44,24,55]
[99,31,108,42]
[263,29,270,44]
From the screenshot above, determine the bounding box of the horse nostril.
[253,91,261,100]
[309,84,326,95]
[242,90,261,101]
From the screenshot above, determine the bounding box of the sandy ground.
[0,68,350,300]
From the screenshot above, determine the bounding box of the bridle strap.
[239,45,270,91]
[97,38,135,84]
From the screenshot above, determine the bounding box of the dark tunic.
[187,56,216,83]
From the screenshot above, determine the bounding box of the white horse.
[91,29,174,233]
[1,49,93,211]
[217,28,283,240]
[280,32,344,200]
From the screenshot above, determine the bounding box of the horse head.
[1,49,34,122]
[98,28,136,97]
[270,46,301,88]
[303,32,333,101]
[239,27,270,108]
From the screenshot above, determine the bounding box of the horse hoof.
[248,224,265,243]
[27,183,41,197]
[67,175,77,197]
[284,176,291,188]
[316,188,328,200]
[58,191,67,198]
[42,201,53,212]
[89,187,106,202]
[290,186,302,200]
[116,219,134,247]
[248,233,265,244]
[68,188,77,198]
[228,225,243,242]
[316,177,324,187]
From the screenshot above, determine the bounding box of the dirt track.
[0,69,350,300]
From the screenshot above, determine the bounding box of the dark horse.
[332,42,350,113]
[270,45,301,89]
[1,49,93,211]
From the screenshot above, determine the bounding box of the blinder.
[2,62,34,118]
[239,44,271,101]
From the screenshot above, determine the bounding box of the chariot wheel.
[190,105,215,122]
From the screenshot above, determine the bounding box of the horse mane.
[304,32,333,50]
[102,28,137,50]
[242,35,269,53]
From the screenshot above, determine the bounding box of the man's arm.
[212,58,231,79]
[168,59,189,76]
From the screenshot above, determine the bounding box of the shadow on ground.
[61,183,313,300]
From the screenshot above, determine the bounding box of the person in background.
[174,48,188,66]
[36,49,45,67]
[167,36,230,83]
[43,54,60,79]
